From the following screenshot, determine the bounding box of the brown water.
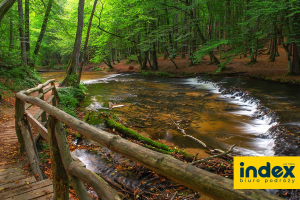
[40,72,300,157]
[79,74,285,157]
[39,71,114,82]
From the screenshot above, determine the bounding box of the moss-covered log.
[105,118,171,151]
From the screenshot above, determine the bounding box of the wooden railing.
[14,80,280,200]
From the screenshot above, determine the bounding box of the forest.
[1,0,300,199]
[0,0,300,87]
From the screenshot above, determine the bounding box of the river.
[40,72,300,158]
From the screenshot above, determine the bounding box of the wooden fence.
[14,79,280,200]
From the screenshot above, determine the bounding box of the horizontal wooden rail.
[25,111,48,142]
[68,162,121,200]
[23,79,55,95]
[25,93,44,110]
[43,85,55,94]
[15,91,280,200]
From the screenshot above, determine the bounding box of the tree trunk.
[17,0,27,68]
[77,0,98,84]
[33,0,53,64]
[0,0,16,23]
[291,43,300,74]
[141,51,148,70]
[60,0,85,86]
[9,14,13,51]
[152,42,159,70]
[25,0,31,65]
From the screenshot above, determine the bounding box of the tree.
[0,0,16,23]
[77,0,98,84]
[17,0,27,68]
[33,0,54,64]
[60,0,85,86]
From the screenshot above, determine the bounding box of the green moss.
[105,118,170,151]
[103,117,193,159]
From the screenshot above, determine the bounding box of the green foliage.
[0,67,40,98]
[91,67,102,72]
[53,65,66,70]
[57,83,86,117]
[125,55,138,64]
[140,70,173,77]
[37,140,50,163]
[215,58,232,74]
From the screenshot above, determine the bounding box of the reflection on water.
[39,71,117,82]
[40,72,300,157]
[80,74,292,157]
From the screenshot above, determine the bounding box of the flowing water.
[40,72,300,157]
[40,72,300,196]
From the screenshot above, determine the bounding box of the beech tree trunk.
[18,0,27,68]
[0,0,16,23]
[25,0,31,65]
[291,43,300,74]
[9,14,13,51]
[152,42,159,70]
[33,0,53,64]
[77,0,98,84]
[60,0,85,86]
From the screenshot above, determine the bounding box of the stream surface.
[40,72,300,157]
[40,72,300,197]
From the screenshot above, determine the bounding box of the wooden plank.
[34,109,45,120]
[0,176,36,192]
[0,174,26,185]
[5,184,53,200]
[0,179,52,199]
[43,86,54,94]
[0,167,20,176]
[34,192,54,200]
[25,111,48,142]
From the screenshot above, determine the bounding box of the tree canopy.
[0,0,300,85]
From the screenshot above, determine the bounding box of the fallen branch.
[170,115,207,149]
[170,191,178,200]
[191,144,236,165]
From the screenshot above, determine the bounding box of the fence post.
[48,116,69,200]
[19,118,44,180]
[51,82,60,103]
[54,119,91,200]
[38,88,47,122]
[15,97,25,153]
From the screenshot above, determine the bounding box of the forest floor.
[89,45,300,85]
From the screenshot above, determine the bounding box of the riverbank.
[95,45,300,85]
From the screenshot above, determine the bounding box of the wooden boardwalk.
[0,119,53,200]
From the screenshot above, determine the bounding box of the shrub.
[140,70,173,77]
[57,83,87,117]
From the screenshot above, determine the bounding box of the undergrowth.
[0,67,40,98]
[140,70,173,77]
[57,75,86,117]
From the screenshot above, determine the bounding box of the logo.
[234,157,299,189]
